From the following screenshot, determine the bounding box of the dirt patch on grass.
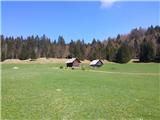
[2,58,67,64]
[2,58,95,64]
[2,59,29,64]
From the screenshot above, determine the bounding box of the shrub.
[81,66,85,70]
[59,66,63,69]
[72,67,74,70]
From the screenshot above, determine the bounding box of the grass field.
[1,63,160,120]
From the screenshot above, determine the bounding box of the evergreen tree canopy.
[140,39,156,62]
[116,43,132,63]
[1,25,160,63]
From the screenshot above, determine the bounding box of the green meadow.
[1,63,160,120]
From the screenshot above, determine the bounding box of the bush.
[59,66,63,69]
[81,66,85,70]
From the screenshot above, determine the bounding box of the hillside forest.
[1,25,160,63]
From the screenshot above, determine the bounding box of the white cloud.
[100,0,117,9]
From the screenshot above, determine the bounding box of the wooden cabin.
[65,58,81,67]
[90,59,103,67]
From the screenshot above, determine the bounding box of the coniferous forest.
[1,25,160,63]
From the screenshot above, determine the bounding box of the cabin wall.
[73,60,80,67]
[97,61,103,66]
[67,63,73,67]
[66,59,80,67]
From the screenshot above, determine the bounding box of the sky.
[1,1,160,43]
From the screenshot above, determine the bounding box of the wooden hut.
[90,59,103,67]
[65,58,81,67]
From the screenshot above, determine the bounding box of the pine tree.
[140,39,156,62]
[116,43,132,63]
[19,43,29,60]
[106,40,117,61]
[30,50,37,59]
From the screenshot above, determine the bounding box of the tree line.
[1,25,160,63]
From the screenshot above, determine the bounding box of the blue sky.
[1,1,159,43]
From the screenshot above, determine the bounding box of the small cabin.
[65,58,81,67]
[90,59,103,67]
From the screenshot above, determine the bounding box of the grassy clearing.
[1,63,160,120]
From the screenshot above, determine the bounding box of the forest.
[1,25,160,63]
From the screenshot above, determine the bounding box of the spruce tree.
[140,39,156,62]
[19,44,29,60]
[116,43,132,63]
